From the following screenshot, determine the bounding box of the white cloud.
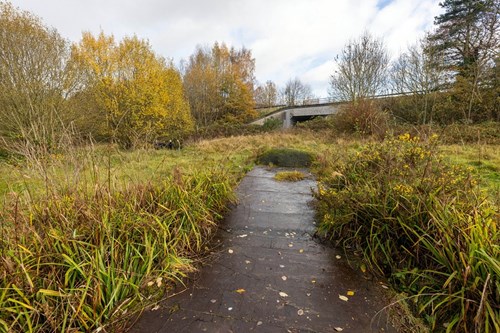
[10,0,442,96]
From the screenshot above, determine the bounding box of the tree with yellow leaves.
[183,42,256,128]
[71,32,193,148]
[0,2,76,156]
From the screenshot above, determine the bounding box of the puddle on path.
[130,167,396,332]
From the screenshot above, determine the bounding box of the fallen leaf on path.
[299,249,304,253]
[339,295,349,301]
[235,289,246,294]
[210,299,217,303]
[257,321,263,326]
[281,276,287,281]
[245,260,251,264]
[335,255,341,259]
[334,327,344,332]
[311,280,316,284]
[347,291,355,296]
[279,292,289,297]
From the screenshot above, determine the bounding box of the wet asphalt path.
[130,167,396,333]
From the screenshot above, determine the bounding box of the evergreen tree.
[428,0,499,121]
[430,0,499,76]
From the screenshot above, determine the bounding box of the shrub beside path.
[130,167,396,332]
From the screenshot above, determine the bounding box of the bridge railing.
[256,90,445,110]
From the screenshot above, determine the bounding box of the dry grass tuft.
[274,170,306,182]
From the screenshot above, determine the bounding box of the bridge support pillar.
[283,111,292,129]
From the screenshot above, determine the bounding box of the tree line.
[0,1,318,151]
[330,0,499,124]
[0,0,498,153]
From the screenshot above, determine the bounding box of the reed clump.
[0,168,235,332]
[314,133,499,332]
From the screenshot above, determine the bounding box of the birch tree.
[329,32,389,102]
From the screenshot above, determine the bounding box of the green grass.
[439,144,500,205]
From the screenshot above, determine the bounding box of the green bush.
[314,134,499,332]
[257,148,314,167]
[262,117,282,131]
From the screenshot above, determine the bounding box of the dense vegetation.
[0,1,499,332]
[313,134,499,332]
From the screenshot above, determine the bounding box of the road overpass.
[250,102,343,128]
[250,91,425,128]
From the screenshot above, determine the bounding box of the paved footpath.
[130,167,396,333]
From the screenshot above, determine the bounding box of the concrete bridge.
[250,91,426,128]
[250,101,343,128]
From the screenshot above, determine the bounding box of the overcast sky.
[10,0,442,96]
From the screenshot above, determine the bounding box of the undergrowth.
[314,134,499,332]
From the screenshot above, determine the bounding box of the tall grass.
[0,146,236,331]
[314,134,499,332]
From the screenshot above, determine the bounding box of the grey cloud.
[11,0,442,96]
